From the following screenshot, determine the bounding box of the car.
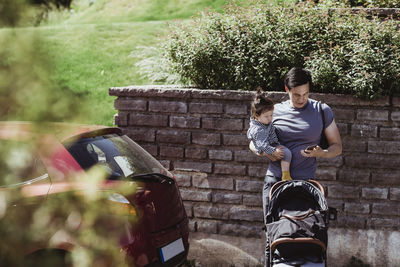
[0,121,189,266]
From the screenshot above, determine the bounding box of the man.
[250,67,342,266]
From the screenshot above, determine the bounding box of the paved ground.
[187,232,265,267]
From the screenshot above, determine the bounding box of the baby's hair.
[251,87,274,118]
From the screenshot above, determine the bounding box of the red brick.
[193,175,234,190]
[346,153,400,169]
[351,124,378,138]
[336,122,349,136]
[334,108,355,122]
[393,96,400,108]
[212,193,242,204]
[173,172,192,187]
[183,203,193,217]
[235,150,268,164]
[380,127,400,140]
[185,147,207,159]
[356,109,389,122]
[338,169,370,184]
[159,145,184,158]
[202,118,243,131]
[180,189,211,202]
[115,112,128,126]
[226,104,248,115]
[368,141,400,154]
[197,220,217,233]
[362,187,388,200]
[316,167,337,181]
[126,128,156,142]
[192,132,220,145]
[310,93,389,107]
[189,220,197,233]
[229,206,263,222]
[170,116,200,128]
[247,164,267,178]
[214,163,246,175]
[391,111,400,122]
[372,202,400,216]
[139,144,158,156]
[193,204,230,220]
[149,100,187,113]
[223,134,249,146]
[129,113,168,127]
[189,102,223,114]
[371,171,400,185]
[327,185,360,199]
[159,160,171,170]
[317,156,344,167]
[334,214,366,228]
[342,138,367,153]
[174,161,212,173]
[114,98,147,111]
[243,194,263,206]
[344,202,370,214]
[157,129,190,144]
[326,198,344,211]
[369,217,399,228]
[390,188,400,201]
[236,180,264,193]
[209,150,233,161]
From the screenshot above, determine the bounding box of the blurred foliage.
[0,0,87,122]
[0,1,137,266]
[137,1,400,99]
[30,0,73,9]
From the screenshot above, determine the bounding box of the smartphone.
[305,145,318,153]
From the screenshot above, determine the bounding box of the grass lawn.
[35,0,239,125]
[37,21,169,125]
[2,0,289,125]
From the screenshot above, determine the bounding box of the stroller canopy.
[266,180,328,223]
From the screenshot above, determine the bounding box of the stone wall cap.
[110,85,391,106]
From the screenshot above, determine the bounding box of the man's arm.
[322,119,342,158]
[301,119,342,158]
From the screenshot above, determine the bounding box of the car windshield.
[65,134,166,180]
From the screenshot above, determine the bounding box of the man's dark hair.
[284,67,312,90]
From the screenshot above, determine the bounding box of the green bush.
[140,3,400,99]
[339,0,400,8]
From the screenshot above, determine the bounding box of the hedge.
[137,3,400,99]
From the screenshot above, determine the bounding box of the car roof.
[0,121,121,142]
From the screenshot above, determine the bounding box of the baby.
[247,91,292,181]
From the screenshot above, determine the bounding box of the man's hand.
[301,145,323,157]
[249,141,281,161]
[272,147,284,160]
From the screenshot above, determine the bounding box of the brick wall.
[110,85,400,238]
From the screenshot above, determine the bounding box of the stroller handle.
[270,237,327,253]
[269,179,325,200]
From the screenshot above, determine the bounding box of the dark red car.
[0,121,189,266]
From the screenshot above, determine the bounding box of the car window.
[0,140,48,186]
[65,134,167,179]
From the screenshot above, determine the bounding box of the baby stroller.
[265,180,337,267]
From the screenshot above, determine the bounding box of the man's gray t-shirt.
[267,98,334,180]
